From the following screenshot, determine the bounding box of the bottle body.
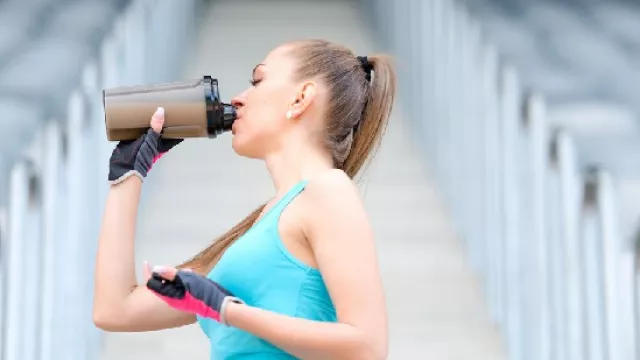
[103,76,236,141]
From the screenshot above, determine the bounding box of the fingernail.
[153,265,168,273]
[155,107,164,117]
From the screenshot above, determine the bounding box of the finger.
[152,265,177,281]
[150,107,165,134]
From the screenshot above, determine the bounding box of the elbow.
[93,306,127,332]
[346,332,387,360]
[363,342,387,360]
[93,310,109,330]
[365,332,388,360]
[345,344,386,360]
[93,309,116,331]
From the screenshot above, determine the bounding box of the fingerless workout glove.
[146,270,244,325]
[108,128,182,185]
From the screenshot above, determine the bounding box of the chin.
[231,135,263,160]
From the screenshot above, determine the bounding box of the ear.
[288,81,317,119]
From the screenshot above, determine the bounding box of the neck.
[264,136,334,195]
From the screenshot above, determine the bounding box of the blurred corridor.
[2,0,640,359]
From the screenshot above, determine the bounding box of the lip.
[232,119,239,134]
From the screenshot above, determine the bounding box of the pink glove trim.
[155,292,221,322]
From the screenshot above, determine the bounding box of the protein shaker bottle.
[103,76,237,141]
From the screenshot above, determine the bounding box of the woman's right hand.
[146,266,243,325]
[108,107,182,185]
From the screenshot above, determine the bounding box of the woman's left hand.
[108,107,182,185]
[146,265,243,325]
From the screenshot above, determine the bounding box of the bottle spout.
[221,103,237,131]
[203,76,238,138]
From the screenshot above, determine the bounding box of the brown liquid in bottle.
[103,76,236,141]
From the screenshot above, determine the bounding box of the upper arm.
[115,286,197,332]
[94,268,202,332]
[303,170,387,345]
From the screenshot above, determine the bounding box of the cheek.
[245,88,287,134]
[249,81,290,118]
[253,97,283,121]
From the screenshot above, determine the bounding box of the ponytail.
[341,54,396,178]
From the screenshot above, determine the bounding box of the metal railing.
[367,0,639,360]
[0,0,204,359]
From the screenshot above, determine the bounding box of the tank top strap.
[268,179,308,218]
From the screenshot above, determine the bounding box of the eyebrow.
[252,63,264,77]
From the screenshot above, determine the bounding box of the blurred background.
[0,0,639,359]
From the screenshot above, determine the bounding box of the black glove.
[147,270,245,325]
[108,127,182,185]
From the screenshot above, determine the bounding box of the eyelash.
[249,79,262,86]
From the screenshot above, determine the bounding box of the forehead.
[256,45,296,74]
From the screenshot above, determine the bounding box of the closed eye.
[249,78,262,86]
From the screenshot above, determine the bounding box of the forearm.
[225,302,384,360]
[93,177,143,318]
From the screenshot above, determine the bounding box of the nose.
[231,92,246,109]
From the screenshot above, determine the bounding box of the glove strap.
[220,296,245,326]
[108,169,144,186]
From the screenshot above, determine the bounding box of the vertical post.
[0,207,6,359]
[466,16,486,277]
[407,0,425,139]
[424,0,437,161]
[598,171,636,360]
[64,91,87,360]
[636,242,640,360]
[455,2,469,242]
[556,131,586,360]
[581,169,606,360]
[81,61,103,360]
[416,0,431,157]
[433,0,445,189]
[480,44,502,324]
[521,94,551,360]
[546,136,567,360]
[442,0,454,207]
[499,63,523,360]
[22,135,44,360]
[4,162,30,360]
[445,0,459,229]
[464,12,484,274]
[39,120,63,360]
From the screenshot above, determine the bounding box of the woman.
[93,38,396,360]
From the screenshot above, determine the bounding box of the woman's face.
[230,45,302,159]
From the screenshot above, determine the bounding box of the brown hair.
[179,39,396,273]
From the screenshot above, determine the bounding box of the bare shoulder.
[303,169,360,202]
[300,169,370,246]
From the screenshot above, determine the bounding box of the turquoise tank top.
[197,180,337,359]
